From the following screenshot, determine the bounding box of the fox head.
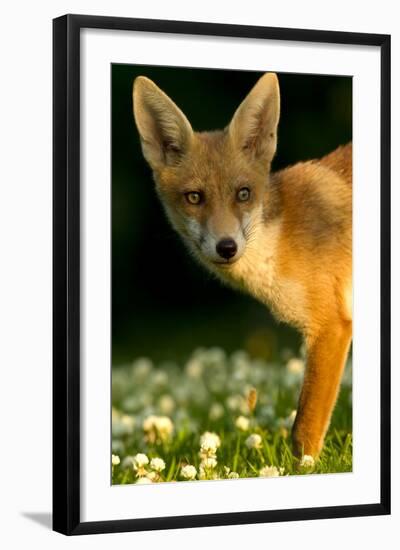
[132,73,280,270]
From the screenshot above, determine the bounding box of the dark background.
[112,64,352,365]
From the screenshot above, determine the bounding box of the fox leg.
[292,318,352,458]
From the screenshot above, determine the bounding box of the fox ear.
[229,72,280,165]
[133,76,193,169]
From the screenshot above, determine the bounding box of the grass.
[111,347,352,484]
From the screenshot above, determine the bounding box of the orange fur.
[133,73,352,459]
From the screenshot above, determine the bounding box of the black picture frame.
[53,14,391,535]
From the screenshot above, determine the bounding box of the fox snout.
[199,228,245,265]
[181,212,247,265]
[201,207,246,264]
[216,238,237,260]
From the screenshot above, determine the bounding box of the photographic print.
[111,65,353,485]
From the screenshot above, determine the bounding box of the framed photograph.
[53,14,391,535]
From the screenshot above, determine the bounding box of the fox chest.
[223,257,309,332]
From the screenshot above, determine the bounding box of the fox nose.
[216,238,238,260]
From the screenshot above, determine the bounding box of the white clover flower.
[112,407,120,422]
[146,471,160,482]
[231,350,251,374]
[200,457,217,469]
[226,394,245,412]
[235,415,250,431]
[173,385,190,406]
[133,453,149,467]
[133,453,149,477]
[154,415,173,437]
[152,370,169,388]
[300,455,315,469]
[232,363,248,381]
[207,371,227,394]
[199,432,221,460]
[143,415,174,444]
[286,358,305,375]
[245,433,262,450]
[181,464,197,480]
[200,431,221,451]
[257,404,275,423]
[199,466,218,480]
[199,448,215,460]
[121,395,141,413]
[112,419,125,438]
[199,455,218,480]
[204,347,226,365]
[150,457,166,472]
[122,414,136,428]
[121,455,135,470]
[198,468,208,480]
[158,394,175,415]
[185,357,204,379]
[136,477,153,484]
[209,402,224,421]
[224,466,239,479]
[250,362,266,385]
[132,357,153,379]
[112,454,120,466]
[112,413,136,437]
[259,465,284,477]
[142,415,158,433]
[111,439,125,454]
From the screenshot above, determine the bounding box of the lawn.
[111,347,352,484]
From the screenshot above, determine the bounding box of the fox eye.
[237,187,250,202]
[185,191,202,205]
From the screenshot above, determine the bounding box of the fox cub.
[133,73,352,459]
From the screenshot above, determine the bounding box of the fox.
[132,72,352,460]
